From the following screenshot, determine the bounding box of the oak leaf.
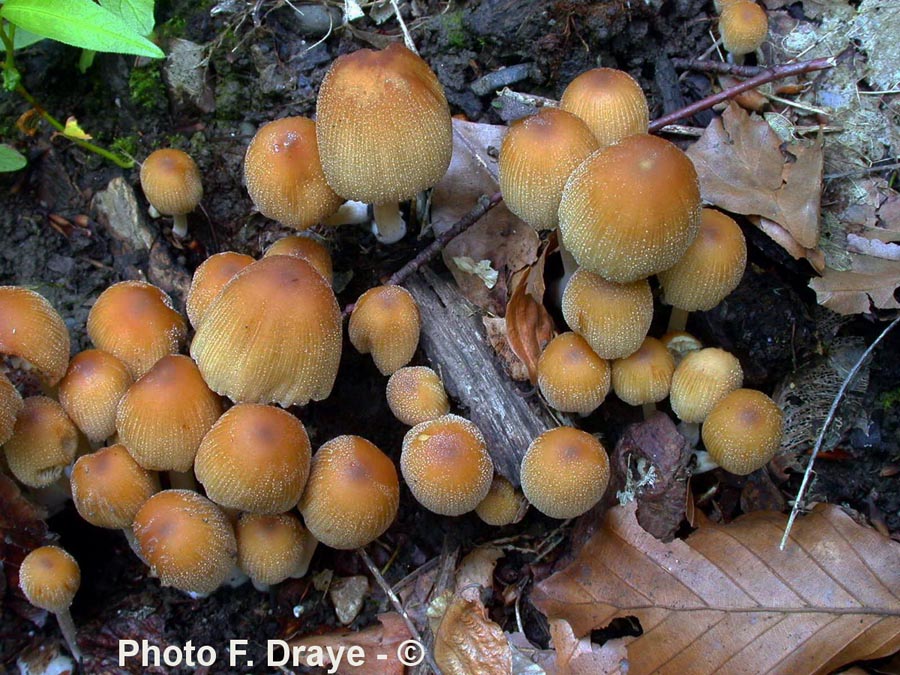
[809,252,900,314]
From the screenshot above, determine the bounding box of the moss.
[879,388,900,411]
[442,11,469,49]
[128,65,167,112]
[109,134,139,159]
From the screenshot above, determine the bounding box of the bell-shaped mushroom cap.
[86,281,187,379]
[316,43,452,204]
[186,252,255,329]
[386,366,450,426]
[0,372,23,446]
[133,489,237,596]
[116,355,222,472]
[499,108,599,229]
[559,134,702,283]
[611,337,676,406]
[57,349,133,444]
[658,208,747,311]
[0,286,70,386]
[559,68,650,148]
[520,426,609,519]
[244,117,343,230]
[475,475,526,526]
[349,285,420,376]
[195,404,311,514]
[71,444,160,529]
[139,149,203,217]
[191,255,342,407]
[236,512,317,586]
[298,435,400,550]
[720,1,768,56]
[537,332,610,415]
[702,388,783,475]
[561,268,653,360]
[3,396,78,488]
[263,235,333,284]
[400,414,493,516]
[19,545,80,614]
[670,347,743,423]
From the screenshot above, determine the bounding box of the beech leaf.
[532,503,900,675]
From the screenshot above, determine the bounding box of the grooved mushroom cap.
[116,355,222,472]
[186,252,255,329]
[58,349,133,444]
[298,435,400,550]
[561,268,653,360]
[140,149,203,217]
[0,286,70,386]
[133,489,237,596]
[349,285,421,376]
[611,337,676,406]
[671,347,744,423]
[475,475,526,526]
[194,404,311,514]
[3,396,78,488]
[19,546,80,614]
[86,281,187,379]
[386,366,450,426]
[263,235,333,284]
[559,68,650,148]
[702,388,783,475]
[499,108,599,229]
[520,426,609,519]
[236,512,317,586]
[71,444,160,529]
[0,372,23,446]
[658,208,747,311]
[720,1,768,56]
[190,255,342,407]
[316,44,453,203]
[400,414,493,516]
[244,117,343,229]
[558,134,702,282]
[537,332,611,415]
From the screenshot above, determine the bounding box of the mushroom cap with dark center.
[19,545,80,614]
[349,285,421,376]
[611,337,676,406]
[720,1,768,56]
[702,388,783,474]
[537,332,611,415]
[139,149,203,216]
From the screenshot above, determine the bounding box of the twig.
[671,57,765,77]
[390,0,417,53]
[825,161,900,181]
[780,315,900,550]
[649,57,835,132]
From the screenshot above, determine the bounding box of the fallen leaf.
[455,546,503,594]
[434,592,512,675]
[453,256,500,289]
[531,619,629,675]
[809,252,900,313]
[62,116,92,140]
[532,503,900,675]
[505,243,556,385]
[483,315,531,382]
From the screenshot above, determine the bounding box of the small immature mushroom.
[140,149,203,238]
[385,366,450,426]
[236,512,317,589]
[660,330,703,365]
[244,117,343,230]
[57,349,133,445]
[0,286,70,386]
[670,348,743,423]
[719,1,769,57]
[133,489,237,596]
[3,396,78,488]
[475,475,527,527]
[298,435,400,550]
[702,388,783,475]
[263,235,333,284]
[400,414,493,516]
[86,281,187,379]
[561,268,653,360]
[194,404,311,514]
[349,285,421,375]
[0,372,24,446]
[537,332,611,415]
[18,545,82,661]
[186,252,255,329]
[520,426,609,519]
[611,337,676,408]
[559,67,650,148]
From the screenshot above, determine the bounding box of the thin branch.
[825,161,900,181]
[671,57,765,78]
[780,315,900,550]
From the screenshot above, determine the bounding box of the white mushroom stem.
[668,306,690,333]
[56,608,82,663]
[172,214,189,239]
[372,202,407,244]
[692,449,721,474]
[322,200,370,227]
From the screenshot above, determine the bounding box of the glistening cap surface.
[559,68,650,148]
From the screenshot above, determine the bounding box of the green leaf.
[0,0,163,58]
[0,144,27,172]
[100,0,154,36]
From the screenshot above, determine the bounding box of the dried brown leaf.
[532,503,900,675]
[483,316,531,382]
[434,592,512,675]
[455,546,503,594]
[506,245,556,384]
[810,252,900,314]
[531,619,629,675]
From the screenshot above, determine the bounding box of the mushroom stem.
[551,240,579,307]
[168,469,197,491]
[642,402,657,420]
[322,200,370,227]
[692,449,720,474]
[55,608,83,663]
[372,202,407,244]
[172,214,189,239]
[668,306,690,333]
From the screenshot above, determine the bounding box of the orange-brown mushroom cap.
[244,117,343,230]
[0,286,70,386]
[133,489,237,596]
[263,235,333,284]
[349,285,420,376]
[475,475,526,526]
[3,396,78,488]
[19,545,80,614]
[139,149,203,217]
[57,349,133,444]
[720,1,768,56]
[236,512,317,586]
[298,435,400,550]
[670,347,744,423]
[611,337,676,406]
[537,332,611,415]
[385,366,450,426]
[702,388,783,475]
[0,372,23,446]
[186,252,255,329]
[559,68,650,148]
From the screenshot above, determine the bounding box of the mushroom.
[243,116,343,230]
[719,1,768,57]
[611,337,676,415]
[139,148,203,238]
[660,330,704,366]
[0,371,23,446]
[298,435,400,550]
[520,426,609,519]
[385,366,450,426]
[57,349,133,445]
[315,44,453,244]
[186,252,255,329]
[263,234,333,285]
[537,331,611,415]
[701,388,783,475]
[3,396,78,488]
[349,285,421,376]
[236,512,317,590]
[18,545,82,661]
[400,414,493,516]
[670,347,743,423]
[475,475,527,526]
[0,286,70,386]
[559,67,650,148]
